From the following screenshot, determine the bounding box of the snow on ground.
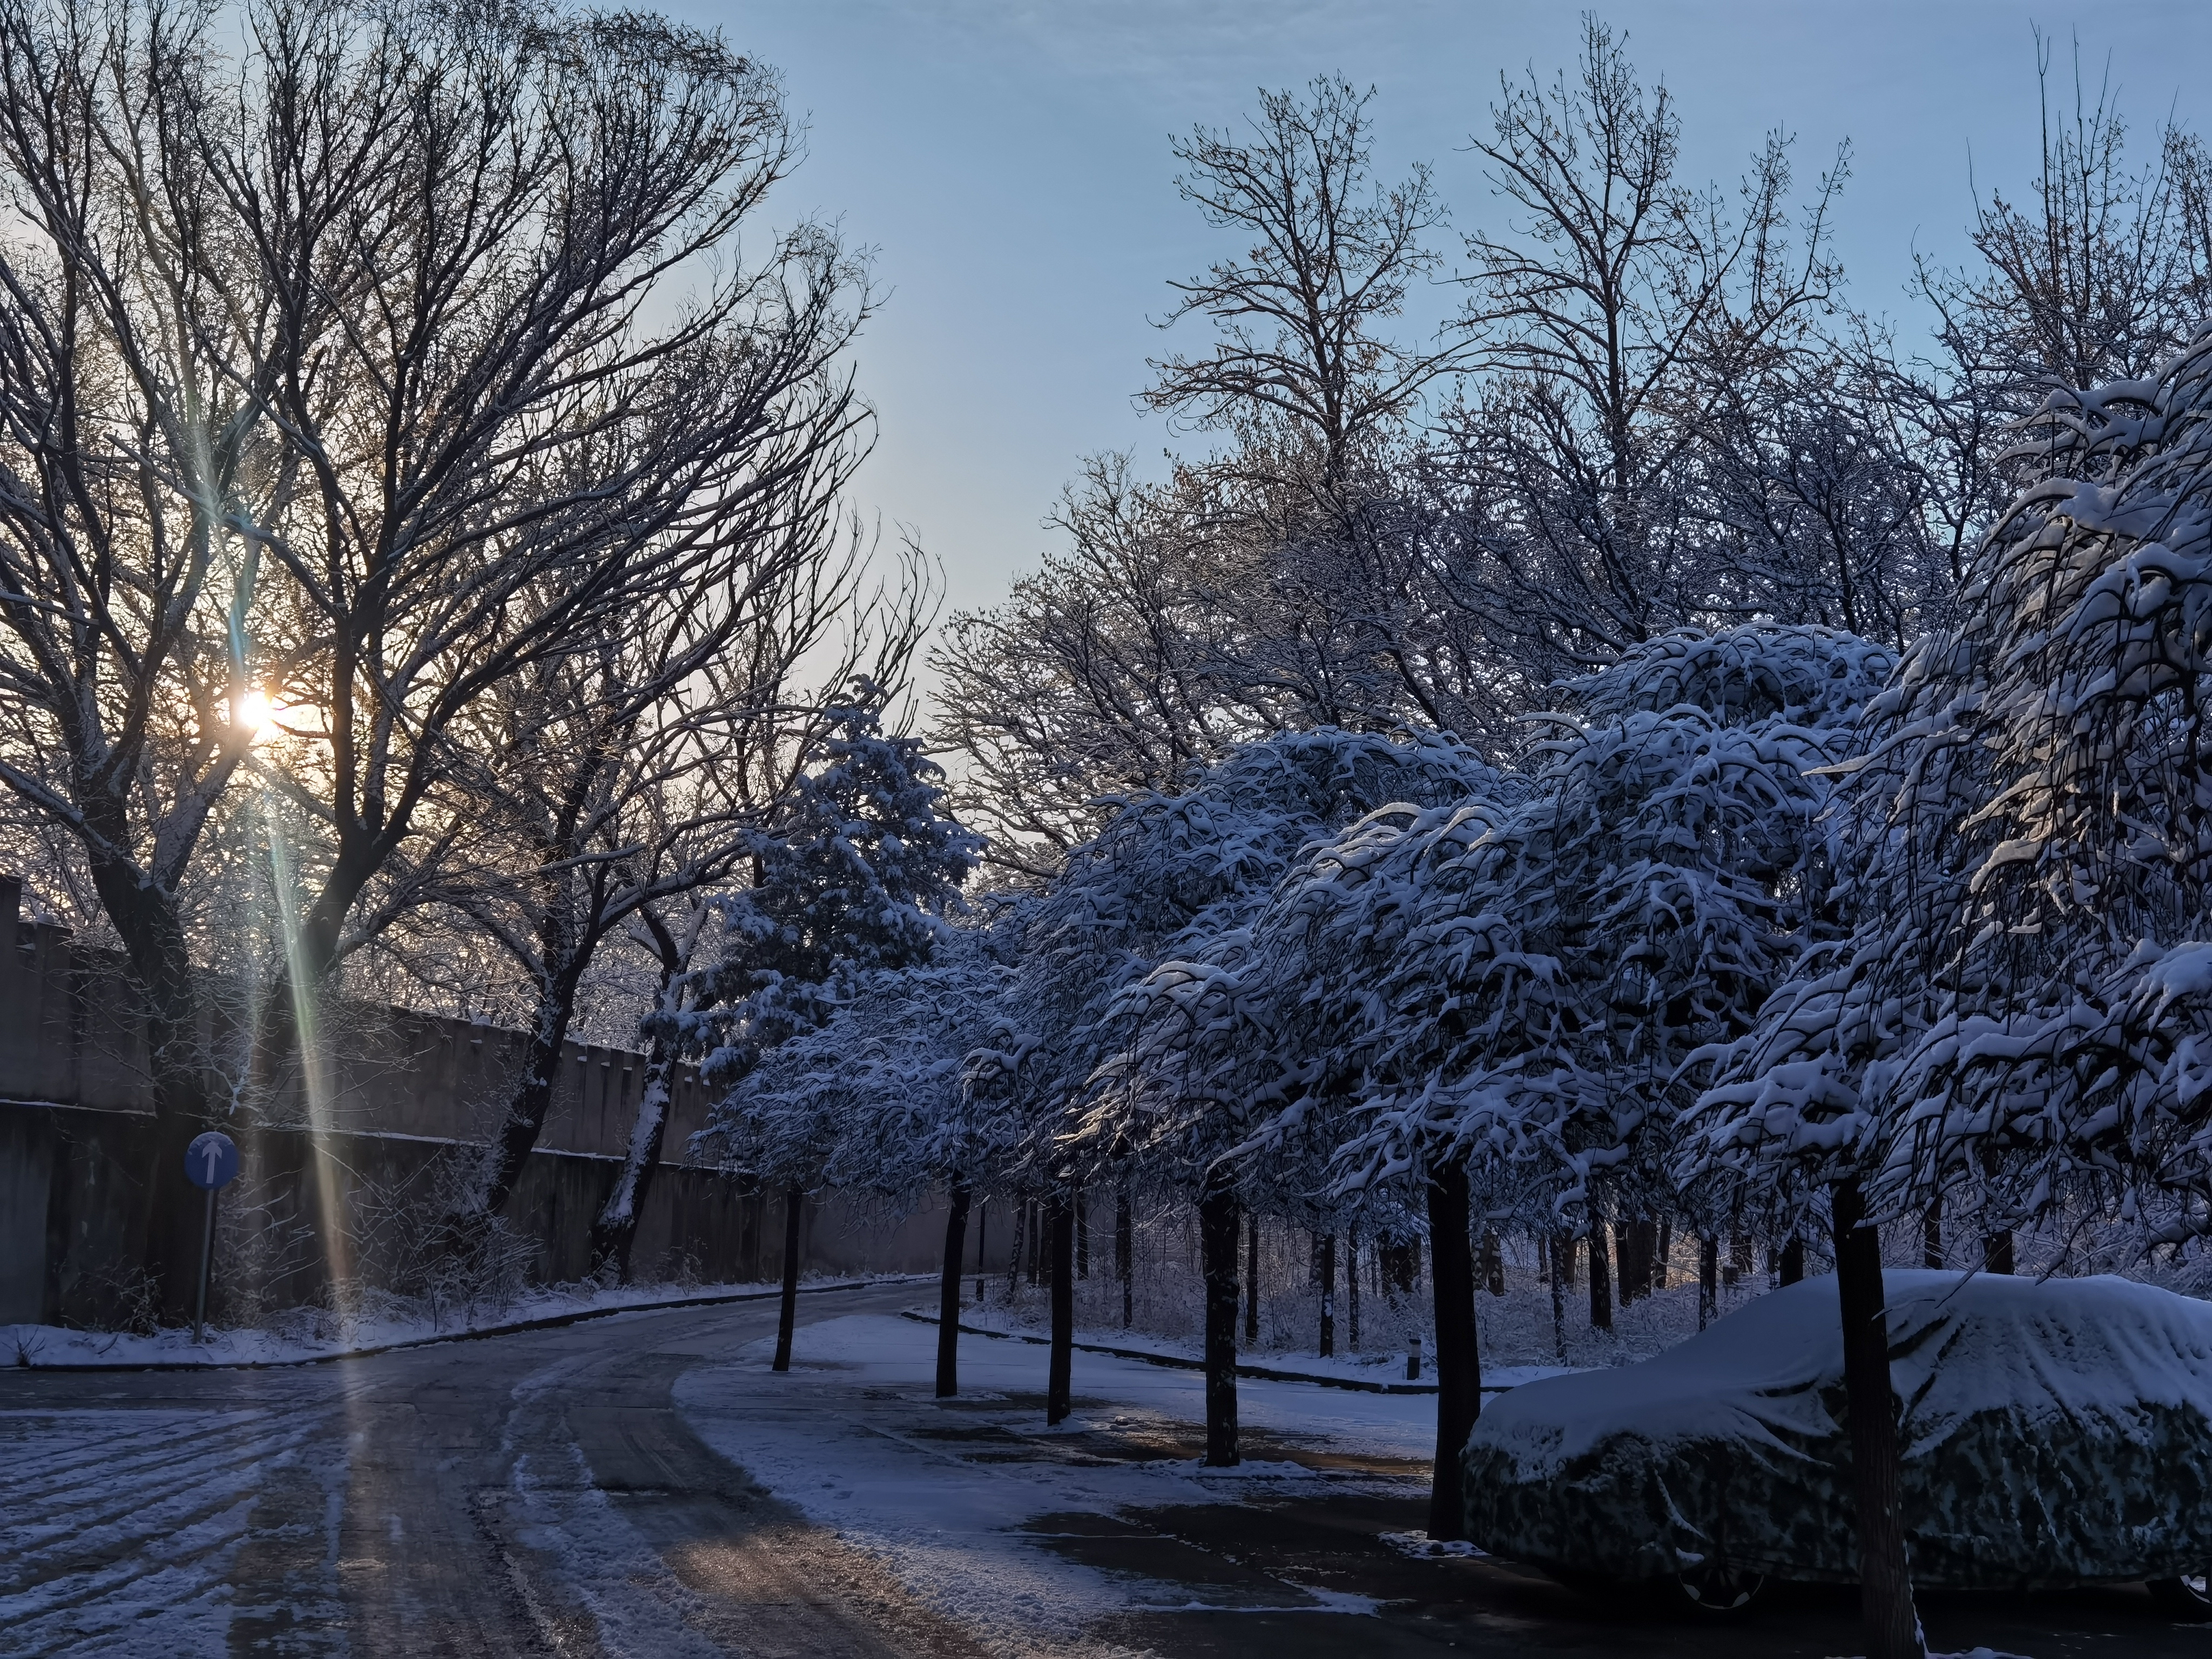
[1,1276,906,1370]
[496,1353,735,1659]
[0,1402,348,1656]
[987,1258,1772,1386]
[675,1311,1441,1656]
[950,1300,1576,1392]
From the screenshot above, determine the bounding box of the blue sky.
[662,1,2212,627]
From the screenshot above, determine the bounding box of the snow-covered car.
[1461,1270,2212,1615]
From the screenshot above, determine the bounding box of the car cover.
[1461,1270,2212,1588]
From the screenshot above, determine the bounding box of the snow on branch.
[1689,326,2212,1250]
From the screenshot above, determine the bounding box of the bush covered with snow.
[1466,1269,2212,1588]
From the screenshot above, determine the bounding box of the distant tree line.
[934,22,2212,881]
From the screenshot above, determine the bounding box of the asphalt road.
[1,1285,980,1658]
[3,1287,2206,1657]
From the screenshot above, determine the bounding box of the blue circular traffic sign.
[185,1130,240,1190]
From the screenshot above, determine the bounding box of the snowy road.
[6,1286,2211,1658]
[0,1285,979,1658]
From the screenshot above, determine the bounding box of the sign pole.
[183,1129,238,1344]
[194,1184,216,1343]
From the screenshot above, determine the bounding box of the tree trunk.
[1317,1232,1336,1357]
[1047,1191,1074,1425]
[1075,1188,1089,1279]
[1781,1234,1806,1285]
[1116,1191,1133,1328]
[1383,1236,1424,1378]
[1729,1232,1752,1284]
[1007,1199,1026,1301]
[1026,1199,1041,1285]
[1425,1157,1482,1541]
[592,952,684,1280]
[1588,1224,1613,1332]
[91,865,212,1325]
[476,960,591,1222]
[772,1184,802,1373]
[1922,1203,1943,1269]
[1698,1233,1719,1330]
[1347,1232,1360,1350]
[1245,1210,1260,1344]
[1833,1178,1924,1659]
[937,1177,970,1398]
[1198,1178,1241,1467]
[1656,1217,1672,1290]
[589,1038,678,1280]
[138,992,214,1326]
[1549,1233,1569,1361]
[1631,1216,1658,1300]
[1983,1230,2014,1274]
[1480,1229,1504,1297]
[974,1199,988,1304]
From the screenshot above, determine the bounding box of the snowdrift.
[1462,1270,2212,1588]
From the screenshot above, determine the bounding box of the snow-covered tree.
[682,693,982,1087]
[1691,327,2212,1259]
[1681,333,2212,1659]
[724,925,1021,1392]
[1203,624,1887,1536]
[1043,727,1498,1457]
[686,692,980,1364]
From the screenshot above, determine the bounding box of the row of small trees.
[700,39,2212,1658]
[729,323,2212,1659]
[737,625,1865,1473]
[856,45,2212,1658]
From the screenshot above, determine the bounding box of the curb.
[15,1275,933,1374]
[899,1308,1466,1395]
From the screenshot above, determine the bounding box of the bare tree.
[433,530,934,1264]
[1954,31,2212,392]
[930,456,1253,876]
[1697,350,1944,649]
[1147,76,1494,740]
[1885,31,2212,590]
[1144,74,1467,492]
[935,79,1491,874]
[0,0,867,1312]
[1448,16,1844,683]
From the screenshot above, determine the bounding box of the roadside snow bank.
[2,1277,909,1370]
[939,1303,1575,1392]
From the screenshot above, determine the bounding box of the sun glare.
[233,686,273,737]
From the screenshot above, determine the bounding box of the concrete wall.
[0,876,983,1327]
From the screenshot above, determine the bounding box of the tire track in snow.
[0,1404,347,1657]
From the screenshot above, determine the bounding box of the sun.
[233,686,273,737]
